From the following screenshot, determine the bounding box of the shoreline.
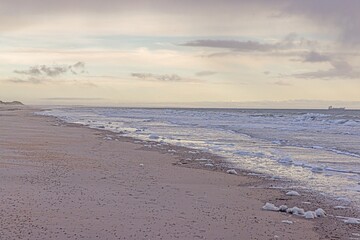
[40,107,360,213]
[0,106,359,239]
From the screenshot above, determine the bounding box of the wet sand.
[0,106,358,239]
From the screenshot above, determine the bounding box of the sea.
[39,107,360,205]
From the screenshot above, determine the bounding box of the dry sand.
[0,106,358,239]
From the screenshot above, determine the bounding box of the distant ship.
[328,106,345,111]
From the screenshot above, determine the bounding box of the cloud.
[14,62,85,77]
[283,0,360,46]
[302,51,331,62]
[14,62,86,78]
[181,40,275,52]
[182,34,318,54]
[292,61,360,79]
[1,0,360,46]
[195,71,217,77]
[131,73,183,82]
[10,62,86,84]
[14,67,42,76]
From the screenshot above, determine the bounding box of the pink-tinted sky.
[1,0,360,108]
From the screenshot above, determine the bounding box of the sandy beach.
[0,106,358,239]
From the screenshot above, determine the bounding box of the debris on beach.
[336,216,360,224]
[204,163,214,167]
[262,202,279,211]
[304,211,316,219]
[279,205,288,212]
[343,217,360,224]
[226,169,238,175]
[315,208,326,217]
[262,202,327,220]
[281,220,293,224]
[287,206,305,215]
[286,191,300,196]
[139,164,144,167]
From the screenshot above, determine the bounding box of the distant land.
[0,100,24,105]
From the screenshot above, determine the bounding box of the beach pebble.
[304,211,316,219]
[281,220,293,224]
[279,205,288,212]
[204,163,214,167]
[262,202,279,211]
[286,191,300,196]
[226,169,238,175]
[315,208,326,217]
[344,218,360,224]
[139,164,144,167]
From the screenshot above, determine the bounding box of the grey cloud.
[10,62,86,84]
[131,73,182,82]
[14,62,86,78]
[182,34,317,53]
[14,67,42,76]
[195,71,217,77]
[40,65,68,77]
[292,61,360,79]
[181,40,274,52]
[302,51,331,62]
[1,1,360,45]
[283,0,360,46]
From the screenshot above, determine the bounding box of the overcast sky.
[1,0,360,107]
